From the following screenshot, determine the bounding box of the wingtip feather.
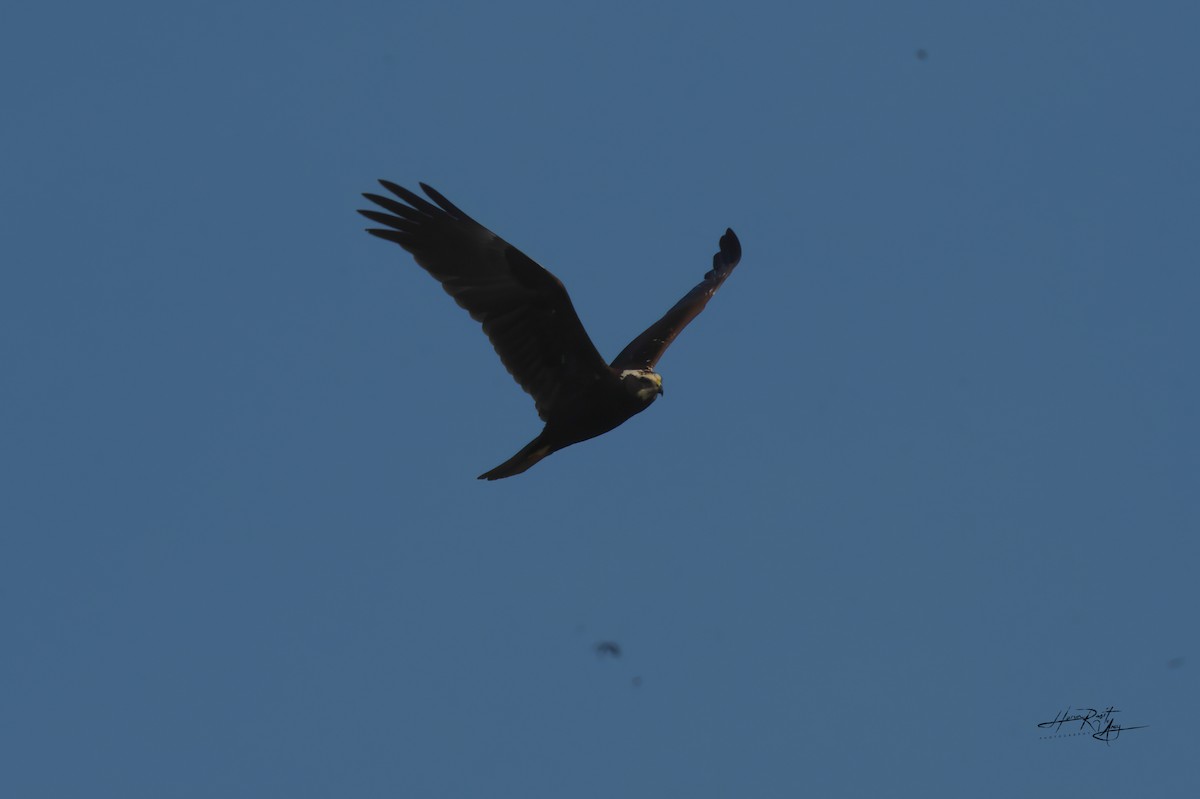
[719,228,741,266]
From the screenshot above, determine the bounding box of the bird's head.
[619,369,663,405]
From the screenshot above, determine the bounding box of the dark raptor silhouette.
[359,182,742,480]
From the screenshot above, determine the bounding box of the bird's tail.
[478,433,553,481]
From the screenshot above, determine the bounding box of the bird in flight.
[358,182,742,480]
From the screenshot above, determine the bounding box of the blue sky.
[3,1,1197,795]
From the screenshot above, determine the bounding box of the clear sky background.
[3,1,1197,796]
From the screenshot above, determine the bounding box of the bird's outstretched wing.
[359,181,610,420]
[610,228,742,370]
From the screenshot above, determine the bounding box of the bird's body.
[478,367,663,479]
[358,182,741,480]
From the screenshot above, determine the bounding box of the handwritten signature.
[1037,706,1147,744]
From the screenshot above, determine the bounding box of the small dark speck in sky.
[916,49,929,60]
[595,641,621,659]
